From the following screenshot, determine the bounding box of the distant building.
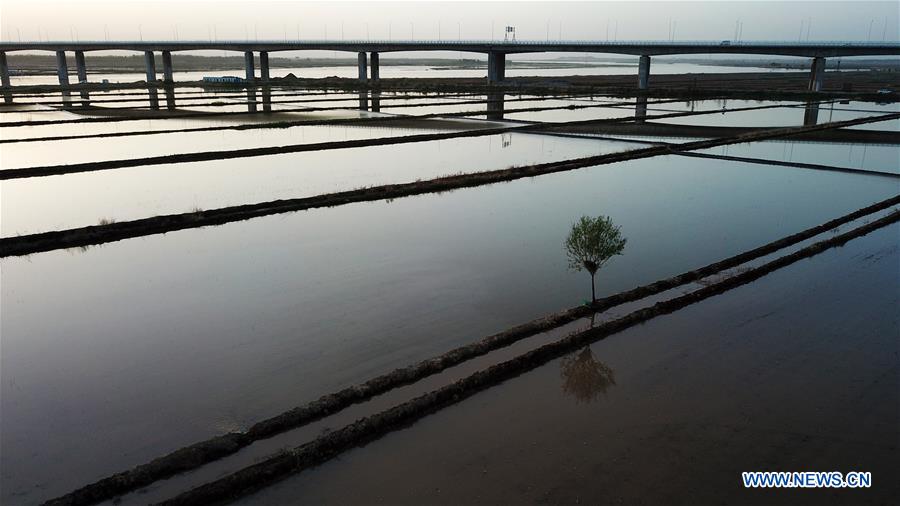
[202,76,244,83]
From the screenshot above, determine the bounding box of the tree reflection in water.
[560,346,616,403]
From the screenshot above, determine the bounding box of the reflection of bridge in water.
[42,87,898,147]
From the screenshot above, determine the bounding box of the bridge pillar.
[162,50,174,83]
[358,52,368,82]
[638,55,651,90]
[259,51,270,82]
[55,50,70,86]
[808,56,825,92]
[488,51,505,83]
[74,51,88,83]
[0,51,10,88]
[244,51,255,81]
[370,52,380,81]
[144,51,157,82]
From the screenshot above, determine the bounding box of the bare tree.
[565,215,627,303]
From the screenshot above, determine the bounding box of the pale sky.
[1,1,897,43]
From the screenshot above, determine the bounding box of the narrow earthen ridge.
[1,101,826,179]
[4,112,897,258]
[40,194,900,506]
[154,210,900,506]
[678,152,900,180]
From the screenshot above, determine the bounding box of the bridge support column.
[244,51,255,81]
[638,55,651,90]
[488,51,505,83]
[74,51,88,83]
[259,51,270,82]
[162,50,173,83]
[55,50,70,86]
[0,51,10,88]
[358,52,368,82]
[808,56,825,92]
[144,51,156,82]
[370,52,379,81]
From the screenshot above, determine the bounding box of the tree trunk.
[591,272,596,303]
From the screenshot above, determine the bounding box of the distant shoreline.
[8,54,898,76]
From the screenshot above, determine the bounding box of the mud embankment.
[679,152,899,179]
[41,194,900,506]
[3,112,897,258]
[152,210,900,506]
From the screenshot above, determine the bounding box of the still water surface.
[2,149,896,504]
[242,223,899,505]
[1,86,898,504]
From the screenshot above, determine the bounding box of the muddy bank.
[550,121,900,145]
[153,210,900,506]
[0,100,837,178]
[41,193,899,506]
[3,112,896,258]
[679,152,900,179]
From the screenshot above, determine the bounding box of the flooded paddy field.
[1,82,898,505]
[241,222,899,506]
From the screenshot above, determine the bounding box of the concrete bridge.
[1,40,898,91]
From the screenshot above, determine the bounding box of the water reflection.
[59,90,73,109]
[164,86,176,110]
[246,88,257,113]
[148,88,160,110]
[635,96,648,123]
[142,87,177,110]
[358,90,368,111]
[487,91,505,120]
[262,86,272,112]
[371,89,381,113]
[560,346,616,403]
[803,101,820,126]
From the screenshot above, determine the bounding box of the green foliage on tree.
[565,215,627,303]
